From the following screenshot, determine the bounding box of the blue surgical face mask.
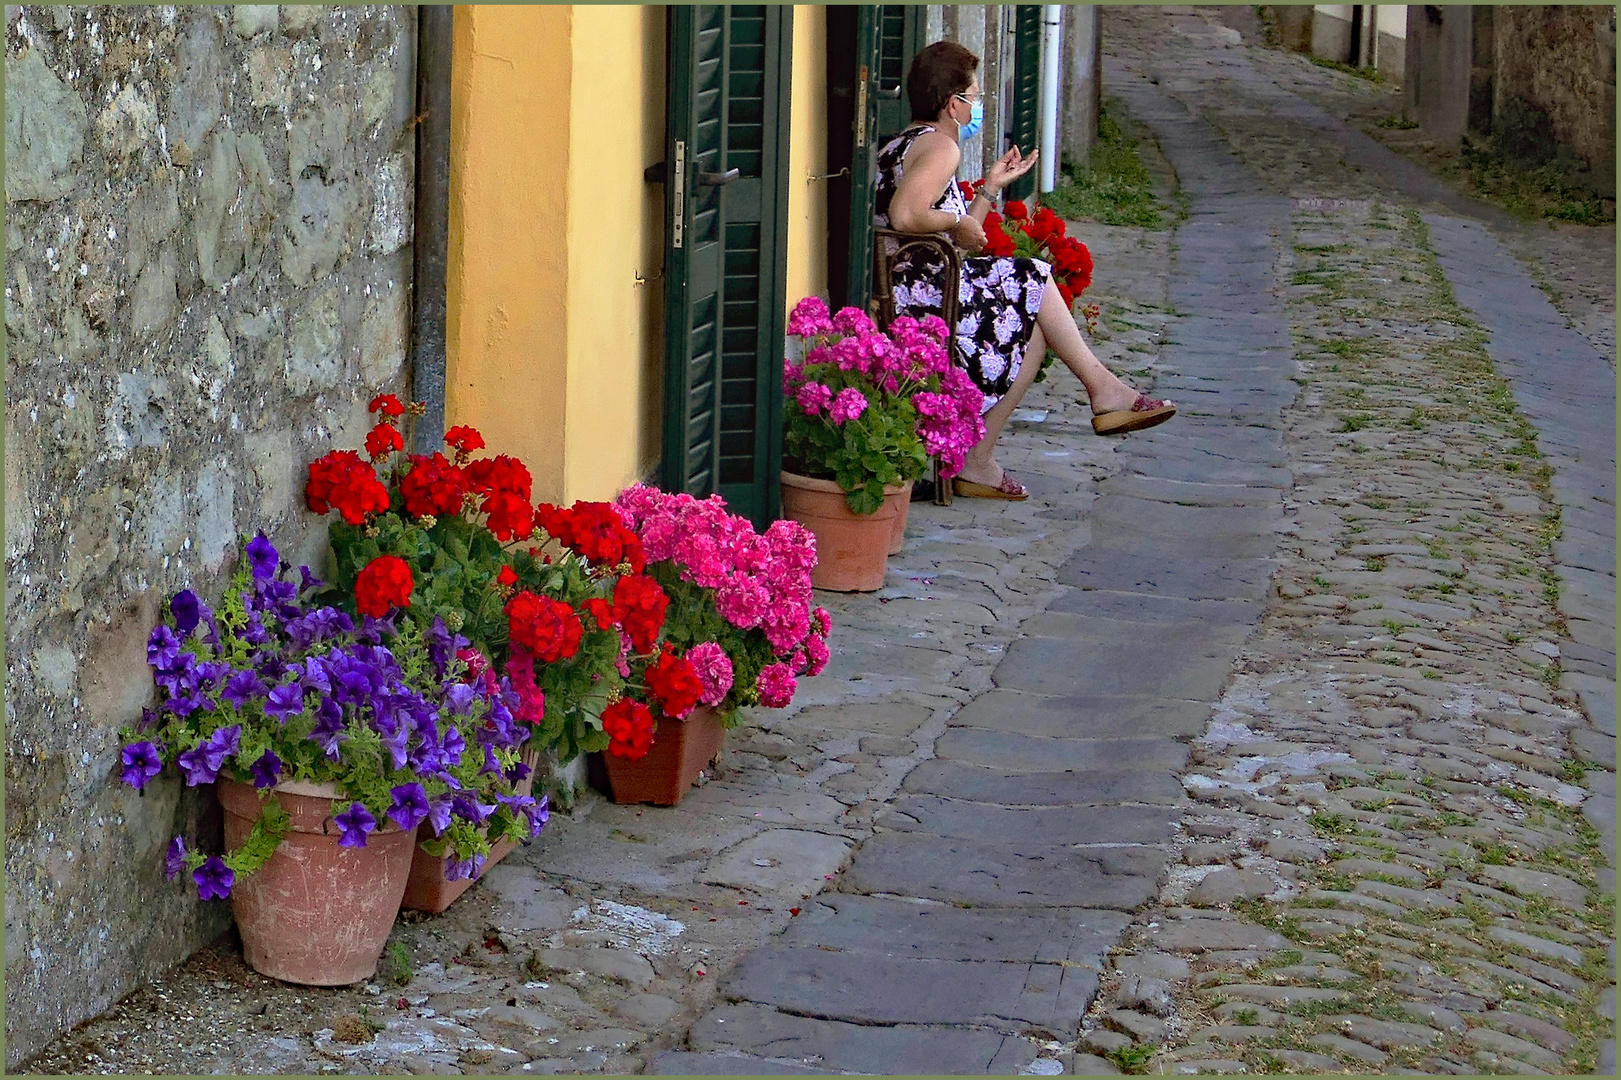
[959,100,983,141]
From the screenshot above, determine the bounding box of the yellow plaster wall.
[785,6,829,312]
[446,5,572,502]
[562,5,667,502]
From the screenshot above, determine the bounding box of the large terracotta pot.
[219,779,414,986]
[600,705,726,807]
[401,746,542,914]
[779,471,904,592]
[883,485,912,556]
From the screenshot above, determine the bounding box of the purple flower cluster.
[120,533,550,900]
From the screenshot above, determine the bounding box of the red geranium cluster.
[991,199,1094,307]
[399,452,469,518]
[601,698,654,759]
[354,555,413,618]
[505,591,584,663]
[306,450,391,525]
[465,455,534,542]
[536,501,647,573]
[643,644,703,720]
[613,574,670,655]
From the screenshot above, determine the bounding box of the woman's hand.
[953,214,987,253]
[985,146,1038,195]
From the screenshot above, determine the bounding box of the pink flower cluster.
[784,300,986,479]
[612,485,831,705]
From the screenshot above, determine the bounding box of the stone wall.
[1491,5,1617,193]
[4,5,417,1066]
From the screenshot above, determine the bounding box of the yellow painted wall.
[785,6,829,312]
[562,5,667,502]
[446,6,572,502]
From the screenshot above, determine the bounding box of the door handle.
[874,83,901,99]
[697,168,741,186]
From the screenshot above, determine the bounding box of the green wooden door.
[661,5,793,527]
[1007,4,1042,203]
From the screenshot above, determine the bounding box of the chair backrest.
[871,229,963,332]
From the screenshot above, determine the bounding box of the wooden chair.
[872,229,962,506]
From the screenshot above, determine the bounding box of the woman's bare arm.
[888,131,964,234]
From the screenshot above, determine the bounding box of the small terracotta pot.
[401,747,542,915]
[600,705,726,807]
[219,779,413,986]
[883,485,912,556]
[779,470,904,592]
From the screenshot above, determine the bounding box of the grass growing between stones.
[1044,104,1170,229]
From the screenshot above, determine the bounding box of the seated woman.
[877,41,1177,500]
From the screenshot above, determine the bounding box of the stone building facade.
[4,5,417,1065]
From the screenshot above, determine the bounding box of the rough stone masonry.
[4,5,418,1066]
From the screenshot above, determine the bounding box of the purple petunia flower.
[193,856,234,900]
[334,802,376,848]
[308,701,347,761]
[387,783,431,832]
[203,724,242,762]
[443,682,476,716]
[121,741,164,790]
[452,792,496,826]
[245,533,279,580]
[298,565,325,595]
[177,745,222,786]
[164,836,188,881]
[425,795,454,837]
[445,852,487,882]
[529,795,551,838]
[505,759,533,786]
[147,625,182,672]
[264,682,306,723]
[249,750,282,790]
[440,726,466,767]
[170,590,201,634]
[221,669,267,708]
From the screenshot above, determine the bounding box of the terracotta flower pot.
[779,470,904,592]
[218,779,414,986]
[884,485,912,556]
[600,705,726,807]
[401,747,543,915]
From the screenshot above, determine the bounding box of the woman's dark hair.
[907,41,979,122]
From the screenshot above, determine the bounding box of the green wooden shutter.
[838,7,882,314]
[1007,4,1042,203]
[872,5,924,146]
[662,5,791,528]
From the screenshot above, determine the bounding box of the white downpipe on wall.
[1038,4,1062,192]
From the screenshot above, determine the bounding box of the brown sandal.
[952,473,1029,501]
[1092,393,1177,436]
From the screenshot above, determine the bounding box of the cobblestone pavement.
[19,7,1614,1077]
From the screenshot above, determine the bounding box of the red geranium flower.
[536,501,647,573]
[481,490,535,542]
[464,455,533,501]
[612,574,669,655]
[1004,200,1028,219]
[643,645,703,720]
[505,590,583,663]
[354,555,413,618]
[444,425,486,455]
[582,597,616,631]
[364,422,404,461]
[601,698,655,760]
[306,450,391,525]
[496,565,518,587]
[369,394,406,418]
[399,453,469,519]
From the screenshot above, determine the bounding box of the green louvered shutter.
[662,5,792,527]
[1006,5,1042,203]
[872,5,925,147]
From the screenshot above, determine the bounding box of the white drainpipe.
[1039,4,1062,192]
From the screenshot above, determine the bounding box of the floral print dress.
[875,125,1051,413]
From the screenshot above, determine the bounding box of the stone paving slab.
[932,728,1190,774]
[843,833,1163,910]
[720,947,1096,1035]
[648,1051,841,1075]
[950,689,1213,740]
[995,629,1249,699]
[900,761,1186,807]
[875,797,1180,847]
[781,895,1133,966]
[690,1004,1039,1075]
